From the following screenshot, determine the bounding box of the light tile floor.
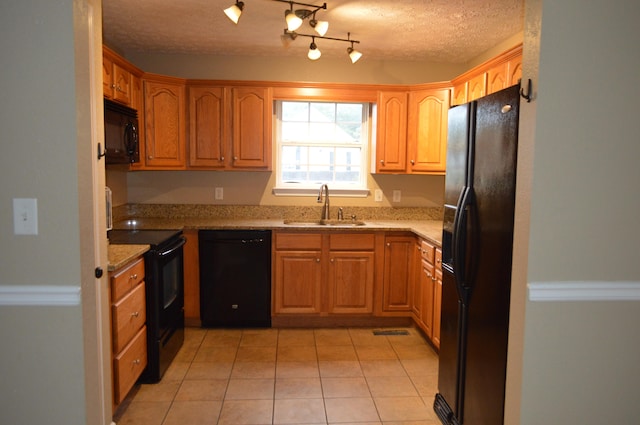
[114,327,440,425]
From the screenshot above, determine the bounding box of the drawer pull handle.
[130,273,137,280]
[133,359,141,365]
[131,311,140,318]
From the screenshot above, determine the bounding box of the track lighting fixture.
[284,30,362,63]
[223,0,244,24]
[223,1,363,62]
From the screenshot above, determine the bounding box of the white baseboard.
[528,281,640,302]
[0,285,81,306]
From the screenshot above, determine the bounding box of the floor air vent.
[372,329,410,336]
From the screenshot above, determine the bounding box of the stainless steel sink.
[283,219,366,227]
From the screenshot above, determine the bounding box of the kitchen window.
[273,100,370,197]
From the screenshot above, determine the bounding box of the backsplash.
[114,204,444,222]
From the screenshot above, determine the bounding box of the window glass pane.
[282,122,309,141]
[282,102,309,121]
[334,165,361,183]
[336,103,362,122]
[310,103,335,122]
[308,123,336,142]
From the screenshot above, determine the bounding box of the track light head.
[347,42,362,63]
[308,38,321,60]
[285,7,303,31]
[309,12,329,36]
[223,1,244,24]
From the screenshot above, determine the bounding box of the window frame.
[273,99,371,197]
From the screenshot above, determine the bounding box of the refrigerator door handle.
[453,186,475,299]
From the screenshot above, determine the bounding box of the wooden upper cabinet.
[231,87,272,169]
[451,82,467,106]
[102,46,142,108]
[376,91,408,173]
[103,55,114,100]
[143,78,186,169]
[112,62,132,105]
[188,86,227,168]
[467,73,487,101]
[486,61,508,95]
[508,55,523,86]
[407,88,449,174]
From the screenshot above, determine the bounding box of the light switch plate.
[214,187,224,200]
[392,190,401,203]
[13,198,38,235]
[374,189,383,202]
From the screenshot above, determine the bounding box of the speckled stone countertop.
[107,244,149,272]
[111,217,443,246]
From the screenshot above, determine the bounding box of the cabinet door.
[231,87,272,169]
[432,248,443,349]
[467,73,487,101]
[328,251,375,314]
[451,82,467,106]
[382,235,414,312]
[486,62,508,95]
[189,86,227,168]
[508,55,523,86]
[420,259,435,338]
[144,80,186,168]
[407,88,449,174]
[274,251,322,314]
[103,55,114,99]
[113,62,132,105]
[411,242,423,319]
[376,91,408,172]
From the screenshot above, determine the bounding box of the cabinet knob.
[330,258,334,263]
[316,258,321,263]
[386,243,390,247]
[380,159,385,164]
[220,156,225,161]
[410,159,415,165]
[233,156,238,160]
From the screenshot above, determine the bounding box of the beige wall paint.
[510,1,640,424]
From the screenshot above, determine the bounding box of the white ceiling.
[102,0,524,63]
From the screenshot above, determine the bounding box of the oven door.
[155,236,186,340]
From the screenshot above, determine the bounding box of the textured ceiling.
[103,0,524,63]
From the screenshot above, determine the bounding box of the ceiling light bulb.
[310,19,329,36]
[285,10,303,31]
[347,47,363,63]
[223,1,244,24]
[308,42,321,60]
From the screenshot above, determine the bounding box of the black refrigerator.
[434,84,520,425]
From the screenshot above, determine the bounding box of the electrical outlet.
[374,189,383,202]
[214,187,224,200]
[392,190,401,203]
[13,198,38,235]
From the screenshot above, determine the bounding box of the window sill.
[272,187,370,197]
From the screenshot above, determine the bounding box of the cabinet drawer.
[420,240,435,264]
[111,257,145,301]
[329,233,375,251]
[275,232,323,250]
[112,282,146,353]
[113,326,147,405]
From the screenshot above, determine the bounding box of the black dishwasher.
[199,230,272,327]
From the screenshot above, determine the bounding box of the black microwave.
[104,99,139,164]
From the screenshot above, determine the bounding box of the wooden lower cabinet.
[381,234,415,313]
[109,256,147,407]
[273,231,375,316]
[413,238,442,348]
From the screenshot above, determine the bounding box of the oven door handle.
[158,237,186,257]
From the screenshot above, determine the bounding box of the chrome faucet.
[317,184,330,220]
